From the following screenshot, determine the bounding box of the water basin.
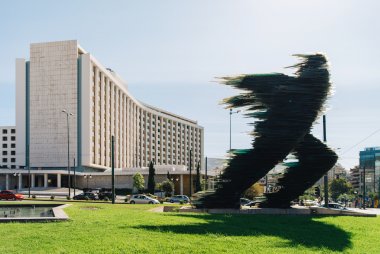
[0,204,69,222]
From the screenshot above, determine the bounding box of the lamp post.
[229,108,240,151]
[73,156,76,196]
[362,166,366,209]
[373,154,376,197]
[205,156,208,190]
[62,110,74,198]
[13,173,21,190]
[323,115,329,208]
[189,149,192,196]
[84,174,92,189]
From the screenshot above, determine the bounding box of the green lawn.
[0,201,379,253]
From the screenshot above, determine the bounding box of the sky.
[0,0,379,170]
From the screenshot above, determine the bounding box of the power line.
[341,127,380,155]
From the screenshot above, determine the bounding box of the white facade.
[0,126,17,169]
[16,40,204,172]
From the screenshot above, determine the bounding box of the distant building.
[315,163,348,186]
[358,147,380,194]
[0,126,17,169]
[349,166,360,191]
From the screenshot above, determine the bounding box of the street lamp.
[13,173,21,190]
[84,174,92,189]
[62,110,74,198]
[229,108,240,151]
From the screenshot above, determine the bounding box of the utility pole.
[363,166,366,209]
[62,110,73,198]
[205,156,208,190]
[323,115,329,208]
[111,136,115,204]
[189,149,192,196]
[229,109,240,151]
[73,156,76,196]
[27,144,30,198]
[373,154,376,196]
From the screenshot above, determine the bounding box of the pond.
[0,204,69,222]
[0,205,54,218]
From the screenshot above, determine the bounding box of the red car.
[0,190,24,200]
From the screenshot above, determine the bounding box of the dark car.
[0,190,24,200]
[169,195,190,203]
[98,191,113,200]
[243,197,266,207]
[73,192,99,200]
[240,198,251,206]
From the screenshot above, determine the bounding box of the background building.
[16,40,204,173]
[0,40,205,194]
[358,147,379,194]
[0,126,17,169]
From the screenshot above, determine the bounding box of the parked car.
[243,197,266,207]
[98,191,113,200]
[169,195,190,203]
[73,192,99,200]
[320,202,348,210]
[240,198,252,206]
[0,190,24,200]
[127,194,160,204]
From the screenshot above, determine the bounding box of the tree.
[329,178,352,201]
[167,171,170,180]
[147,161,155,194]
[244,183,264,200]
[159,180,174,197]
[195,161,202,192]
[133,173,145,193]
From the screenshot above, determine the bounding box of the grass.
[0,201,379,253]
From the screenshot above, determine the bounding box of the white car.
[128,194,160,204]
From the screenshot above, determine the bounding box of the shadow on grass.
[133,213,352,252]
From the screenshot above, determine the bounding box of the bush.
[66,196,71,200]
[104,196,110,202]
[84,196,89,201]
[159,180,174,197]
[32,195,36,199]
[244,183,264,200]
[50,195,55,200]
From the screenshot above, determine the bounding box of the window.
[2,144,7,148]
[11,158,15,163]
[2,158,7,163]
[2,151,7,155]
[11,136,15,141]
[11,143,16,148]
[11,151,15,156]
[2,129,7,134]
[2,137,7,141]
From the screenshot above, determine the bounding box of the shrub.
[133,173,145,193]
[104,196,110,202]
[84,196,89,201]
[50,195,55,200]
[66,196,71,200]
[244,183,264,200]
[159,180,174,197]
[32,195,36,199]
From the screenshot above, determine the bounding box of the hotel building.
[0,40,206,194]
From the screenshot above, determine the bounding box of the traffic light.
[314,186,321,197]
